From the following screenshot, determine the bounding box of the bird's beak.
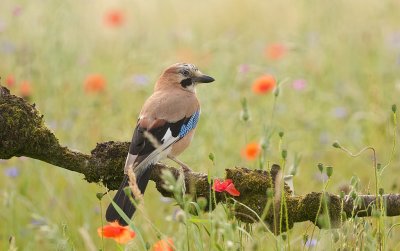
[192,72,215,83]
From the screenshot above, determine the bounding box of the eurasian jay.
[106,63,214,225]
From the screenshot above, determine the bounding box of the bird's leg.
[167,155,192,172]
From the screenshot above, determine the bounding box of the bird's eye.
[182,70,190,77]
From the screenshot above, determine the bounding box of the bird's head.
[155,63,215,92]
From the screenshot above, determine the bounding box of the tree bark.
[1,84,399,234]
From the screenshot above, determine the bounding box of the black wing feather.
[128,116,188,157]
[105,167,152,226]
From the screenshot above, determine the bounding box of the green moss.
[293,192,342,229]
[87,141,130,189]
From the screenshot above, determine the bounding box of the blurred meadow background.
[1,0,400,250]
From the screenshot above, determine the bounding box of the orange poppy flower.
[213,179,240,196]
[6,75,15,87]
[252,75,276,94]
[19,81,32,97]
[241,142,261,161]
[97,222,135,244]
[84,74,106,93]
[104,9,125,27]
[265,43,286,60]
[152,238,174,251]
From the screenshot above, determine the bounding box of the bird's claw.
[181,164,192,173]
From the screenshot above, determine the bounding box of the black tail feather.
[105,167,152,226]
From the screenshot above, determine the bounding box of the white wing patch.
[132,128,179,176]
[124,153,137,174]
[162,128,173,142]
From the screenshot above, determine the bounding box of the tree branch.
[1,84,400,234]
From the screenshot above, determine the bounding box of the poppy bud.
[96,192,104,200]
[332,141,341,148]
[317,163,324,173]
[240,111,250,122]
[281,149,287,160]
[326,166,333,178]
[274,86,280,97]
[240,98,250,122]
[208,152,215,162]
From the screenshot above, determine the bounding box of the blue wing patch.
[179,110,200,138]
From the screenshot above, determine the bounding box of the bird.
[106,63,215,225]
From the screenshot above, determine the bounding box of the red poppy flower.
[6,75,15,87]
[252,75,276,94]
[241,142,261,161]
[104,9,125,27]
[265,43,286,60]
[213,179,240,196]
[84,74,106,93]
[19,81,32,98]
[97,222,135,244]
[152,238,174,251]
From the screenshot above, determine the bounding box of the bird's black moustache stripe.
[180,78,192,88]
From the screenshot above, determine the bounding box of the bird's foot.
[167,155,193,172]
[180,163,192,173]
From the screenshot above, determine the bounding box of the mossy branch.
[1,84,400,234]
